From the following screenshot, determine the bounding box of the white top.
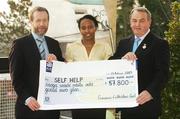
[65,40,112,62]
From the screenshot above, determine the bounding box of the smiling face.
[130,10,151,37]
[30,11,49,36]
[79,19,97,40]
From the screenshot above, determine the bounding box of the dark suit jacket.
[9,34,64,118]
[110,32,170,118]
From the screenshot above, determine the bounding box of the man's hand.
[122,52,137,61]
[46,53,57,62]
[136,90,153,105]
[26,97,40,111]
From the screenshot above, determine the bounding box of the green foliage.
[0,0,32,56]
[116,0,173,43]
[138,0,174,37]
[161,1,180,119]
[116,0,134,44]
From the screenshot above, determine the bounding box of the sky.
[0,0,9,13]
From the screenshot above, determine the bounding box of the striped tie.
[37,39,46,60]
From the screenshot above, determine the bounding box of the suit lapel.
[129,37,134,51]
[28,34,41,60]
[135,32,154,57]
[125,36,134,52]
[45,36,52,53]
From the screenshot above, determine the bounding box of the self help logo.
[46,62,53,72]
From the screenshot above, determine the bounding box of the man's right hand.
[26,97,40,111]
[122,52,137,61]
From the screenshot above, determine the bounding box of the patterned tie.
[37,39,46,60]
[132,37,140,53]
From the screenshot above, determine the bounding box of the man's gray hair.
[130,7,151,21]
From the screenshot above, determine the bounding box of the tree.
[161,1,180,119]
[116,0,175,44]
[138,0,173,37]
[116,0,134,44]
[0,0,32,56]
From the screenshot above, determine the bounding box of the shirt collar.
[32,32,45,41]
[135,29,150,41]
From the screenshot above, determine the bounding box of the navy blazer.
[9,34,64,118]
[110,32,170,118]
[9,34,64,103]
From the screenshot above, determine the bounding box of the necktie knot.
[37,38,44,43]
[135,37,140,43]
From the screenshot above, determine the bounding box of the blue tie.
[132,37,140,53]
[37,39,46,60]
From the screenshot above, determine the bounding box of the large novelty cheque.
[37,59,138,110]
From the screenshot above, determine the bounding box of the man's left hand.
[46,53,57,62]
[136,90,153,105]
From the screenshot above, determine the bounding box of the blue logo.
[46,62,53,72]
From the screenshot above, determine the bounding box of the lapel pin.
[142,44,147,49]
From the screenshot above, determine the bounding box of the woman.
[65,14,113,119]
[65,14,112,62]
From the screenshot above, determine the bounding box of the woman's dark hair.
[78,14,99,29]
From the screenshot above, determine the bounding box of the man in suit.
[9,6,64,119]
[110,7,170,119]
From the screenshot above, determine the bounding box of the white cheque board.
[37,59,138,110]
